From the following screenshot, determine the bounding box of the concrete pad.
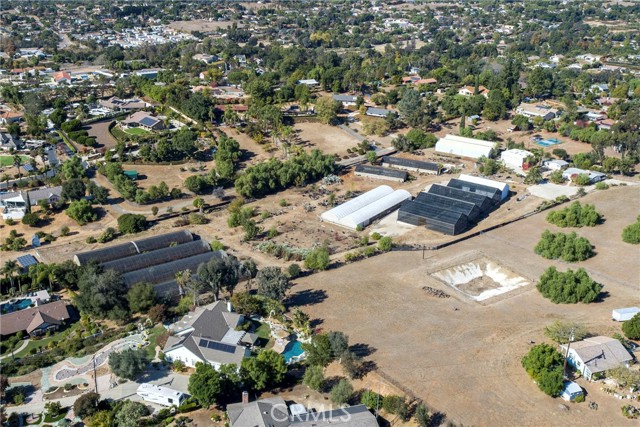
[369,210,415,237]
[527,182,578,200]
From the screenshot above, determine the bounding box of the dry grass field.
[289,186,640,427]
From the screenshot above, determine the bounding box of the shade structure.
[435,134,495,159]
[398,200,469,235]
[381,156,440,174]
[458,174,509,200]
[415,192,480,222]
[122,251,225,288]
[74,230,194,266]
[354,164,407,182]
[100,240,211,275]
[447,178,502,205]
[427,184,494,214]
[340,189,412,229]
[321,185,394,224]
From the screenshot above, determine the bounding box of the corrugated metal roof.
[382,156,440,171]
[354,164,407,180]
[341,189,411,229]
[321,185,393,224]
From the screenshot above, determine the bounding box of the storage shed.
[458,174,510,200]
[354,164,407,182]
[501,149,533,170]
[612,307,640,322]
[381,156,441,175]
[435,134,495,159]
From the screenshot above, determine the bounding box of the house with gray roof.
[365,107,395,118]
[163,301,254,369]
[227,397,379,427]
[0,300,71,337]
[123,111,164,131]
[561,336,634,380]
[0,132,21,151]
[332,94,358,106]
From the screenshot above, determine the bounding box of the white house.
[163,301,254,369]
[543,159,569,171]
[332,94,357,107]
[612,307,640,322]
[562,167,606,184]
[500,149,533,170]
[560,381,583,402]
[435,134,495,159]
[515,104,558,121]
[561,336,634,380]
[136,383,187,407]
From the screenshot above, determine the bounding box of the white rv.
[136,383,187,407]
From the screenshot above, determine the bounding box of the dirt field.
[85,120,117,149]
[295,122,364,155]
[289,186,640,427]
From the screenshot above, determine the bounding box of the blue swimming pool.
[282,340,304,363]
[0,298,34,314]
[536,138,561,147]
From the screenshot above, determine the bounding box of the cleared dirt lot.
[85,119,117,149]
[296,122,364,155]
[290,186,640,426]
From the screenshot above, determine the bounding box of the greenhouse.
[447,179,502,205]
[415,192,480,222]
[100,240,211,275]
[321,185,394,225]
[398,199,469,235]
[340,189,412,230]
[74,230,194,266]
[427,184,494,214]
[435,134,495,159]
[122,251,225,288]
[458,174,510,200]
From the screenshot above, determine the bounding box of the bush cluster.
[536,266,602,304]
[534,230,593,262]
[546,202,602,228]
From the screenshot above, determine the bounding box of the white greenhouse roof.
[321,185,393,224]
[341,189,411,229]
[435,134,495,159]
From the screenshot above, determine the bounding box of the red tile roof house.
[0,300,71,337]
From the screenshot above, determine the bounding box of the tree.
[340,351,363,379]
[147,304,167,324]
[397,88,424,128]
[74,392,100,419]
[45,401,62,417]
[2,260,19,293]
[62,179,86,201]
[117,214,147,234]
[534,230,593,262]
[304,246,330,271]
[361,390,382,410]
[303,334,333,367]
[622,314,640,340]
[113,401,149,427]
[546,202,602,228]
[66,199,97,225]
[108,348,148,380]
[366,151,377,164]
[415,403,431,427]
[62,156,86,180]
[241,350,287,391]
[622,216,640,244]
[0,374,9,399]
[88,183,109,205]
[521,344,564,397]
[330,379,353,405]
[536,266,603,304]
[549,170,565,184]
[86,411,113,427]
[127,282,157,314]
[188,362,223,407]
[483,89,507,121]
[75,267,130,321]
[193,197,205,213]
[327,331,349,358]
[256,266,289,301]
[197,256,241,300]
[511,114,531,131]
[21,212,40,227]
[524,166,543,185]
[382,395,409,420]
[315,96,341,125]
[303,365,324,391]
[544,321,589,343]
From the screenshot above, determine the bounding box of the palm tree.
[2,260,20,294]
[13,155,23,180]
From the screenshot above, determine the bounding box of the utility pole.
[562,328,575,379]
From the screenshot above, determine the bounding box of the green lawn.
[14,322,82,358]
[43,410,67,423]
[254,321,271,340]
[145,325,167,358]
[0,155,30,167]
[124,127,150,136]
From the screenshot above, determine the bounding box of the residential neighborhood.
[0,1,639,427]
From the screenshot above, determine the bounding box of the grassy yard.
[124,127,150,136]
[14,322,82,358]
[0,155,30,167]
[254,321,271,340]
[145,325,167,358]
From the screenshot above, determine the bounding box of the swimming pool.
[282,340,304,363]
[0,298,34,314]
[536,138,561,147]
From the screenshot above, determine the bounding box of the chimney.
[242,391,249,404]
[227,301,233,313]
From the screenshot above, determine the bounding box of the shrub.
[361,390,382,410]
[118,213,147,234]
[572,174,591,186]
[382,395,409,420]
[66,199,97,225]
[60,226,70,236]
[622,314,640,340]
[534,230,593,262]
[188,213,209,224]
[536,266,602,304]
[622,215,640,244]
[521,344,564,397]
[86,236,97,244]
[287,263,301,279]
[21,212,41,226]
[370,232,382,241]
[330,379,353,405]
[210,240,224,251]
[303,365,324,391]
[304,246,330,271]
[378,236,393,252]
[595,182,609,190]
[546,202,602,228]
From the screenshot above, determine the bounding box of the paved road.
[338,124,365,142]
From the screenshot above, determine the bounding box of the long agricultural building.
[398,175,508,235]
[321,185,411,230]
[73,230,223,297]
[354,164,407,182]
[435,134,496,159]
[381,156,441,175]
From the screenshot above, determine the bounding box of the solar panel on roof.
[17,254,38,268]
[139,116,158,127]
[198,338,236,353]
[22,164,34,172]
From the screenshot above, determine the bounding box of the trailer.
[612,307,640,322]
[136,383,187,407]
